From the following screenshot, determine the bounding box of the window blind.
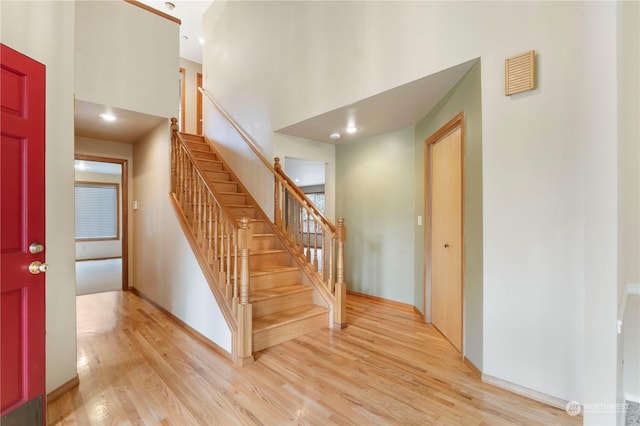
[75,183,118,239]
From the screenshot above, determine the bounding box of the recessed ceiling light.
[164,2,175,11]
[199,37,205,45]
[345,126,358,134]
[329,132,341,140]
[99,113,116,122]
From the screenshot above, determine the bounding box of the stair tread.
[251,249,287,255]
[250,265,299,276]
[250,284,311,302]
[253,304,328,331]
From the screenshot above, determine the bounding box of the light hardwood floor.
[48,291,579,425]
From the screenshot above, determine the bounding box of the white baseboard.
[482,373,572,412]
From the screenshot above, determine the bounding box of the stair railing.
[170,118,254,364]
[198,88,347,327]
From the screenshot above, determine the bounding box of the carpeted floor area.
[76,258,122,296]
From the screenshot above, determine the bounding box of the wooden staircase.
[179,132,330,353]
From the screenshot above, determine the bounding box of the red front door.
[1,44,46,424]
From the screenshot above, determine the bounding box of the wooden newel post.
[334,218,347,328]
[236,217,254,365]
[170,117,179,192]
[274,157,282,226]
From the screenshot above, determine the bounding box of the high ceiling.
[137,0,212,64]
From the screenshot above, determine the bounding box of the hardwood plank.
[48,291,580,425]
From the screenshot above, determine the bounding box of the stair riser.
[249,252,289,269]
[248,221,269,234]
[187,142,209,151]
[252,312,328,352]
[211,182,238,193]
[251,235,276,251]
[194,151,216,160]
[220,193,247,205]
[206,171,230,181]
[230,206,257,219]
[250,269,301,290]
[252,290,313,318]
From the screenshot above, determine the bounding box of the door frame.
[74,155,129,290]
[196,72,203,135]
[424,111,465,358]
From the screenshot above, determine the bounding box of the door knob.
[444,243,450,248]
[29,242,45,254]
[29,261,49,274]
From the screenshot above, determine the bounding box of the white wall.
[1,0,77,394]
[202,1,624,413]
[75,0,179,118]
[132,122,232,352]
[179,57,202,134]
[75,137,134,282]
[74,171,123,260]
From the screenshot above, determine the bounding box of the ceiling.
[276,59,477,144]
[137,0,212,64]
[75,100,167,144]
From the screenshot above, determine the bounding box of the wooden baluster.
[334,218,347,328]
[236,217,253,365]
[274,158,281,227]
[305,207,311,262]
[226,218,232,295]
[313,218,318,271]
[170,118,178,192]
[233,231,238,300]
[213,210,220,262]
[208,194,214,264]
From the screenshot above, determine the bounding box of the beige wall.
[75,1,179,118]
[179,57,203,134]
[132,122,232,352]
[202,2,625,417]
[1,0,77,394]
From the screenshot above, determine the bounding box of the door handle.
[29,261,49,274]
[444,243,450,248]
[29,242,44,254]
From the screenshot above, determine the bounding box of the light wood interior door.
[430,126,463,353]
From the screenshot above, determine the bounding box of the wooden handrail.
[198,88,277,175]
[171,118,240,232]
[273,158,338,237]
[198,87,338,238]
[197,90,347,328]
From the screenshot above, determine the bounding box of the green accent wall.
[335,61,482,369]
[336,128,416,304]
[414,61,483,369]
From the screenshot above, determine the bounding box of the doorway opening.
[74,155,129,295]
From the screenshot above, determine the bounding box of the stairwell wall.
[201,1,623,414]
[132,122,232,352]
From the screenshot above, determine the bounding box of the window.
[302,192,325,233]
[75,182,119,240]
